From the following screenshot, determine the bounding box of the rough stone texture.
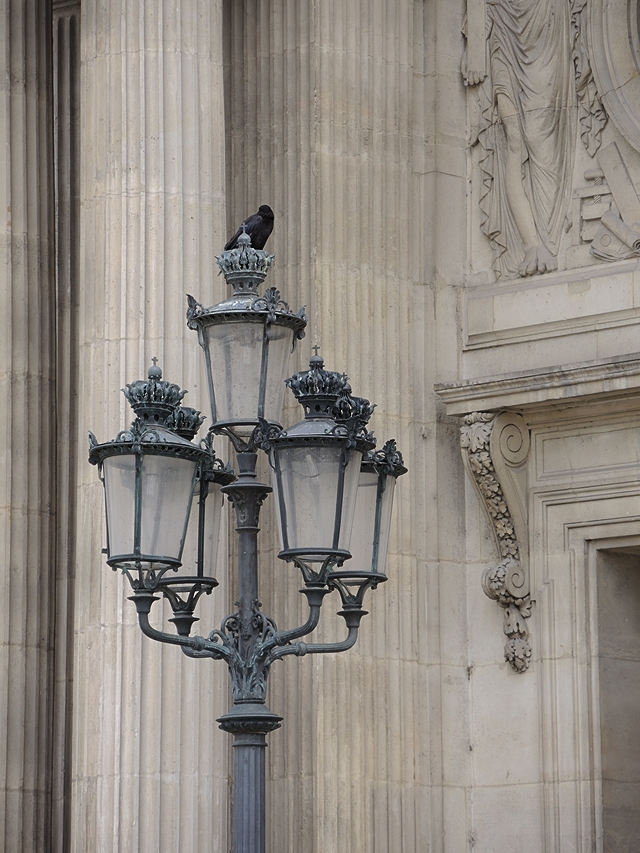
[72,3,230,851]
[0,3,56,850]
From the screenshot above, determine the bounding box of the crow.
[224,205,275,251]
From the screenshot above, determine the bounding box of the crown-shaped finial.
[286,351,352,418]
[165,405,205,439]
[215,232,275,295]
[122,361,187,424]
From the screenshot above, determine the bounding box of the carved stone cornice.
[460,411,532,672]
[436,352,640,415]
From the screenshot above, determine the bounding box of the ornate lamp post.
[89,231,406,853]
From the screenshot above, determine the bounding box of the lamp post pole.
[216,450,279,853]
[89,232,406,853]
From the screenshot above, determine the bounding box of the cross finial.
[312,344,320,357]
[148,357,162,380]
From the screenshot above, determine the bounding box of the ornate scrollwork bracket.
[460,411,532,672]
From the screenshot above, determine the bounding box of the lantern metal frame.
[89,421,206,573]
[258,355,377,587]
[89,241,407,853]
[327,439,408,609]
[89,367,235,623]
[186,230,307,448]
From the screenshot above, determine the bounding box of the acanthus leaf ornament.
[331,393,376,447]
[186,293,205,327]
[460,411,532,672]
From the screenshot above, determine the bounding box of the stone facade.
[1,1,639,851]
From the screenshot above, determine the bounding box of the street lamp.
[89,234,406,853]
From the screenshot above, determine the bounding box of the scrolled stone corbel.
[460,411,532,672]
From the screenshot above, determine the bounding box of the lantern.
[261,354,375,580]
[327,440,407,598]
[180,430,236,581]
[186,231,306,442]
[89,364,208,572]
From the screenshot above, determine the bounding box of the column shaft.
[52,5,81,848]
[73,3,229,851]
[0,2,56,850]
[224,2,431,851]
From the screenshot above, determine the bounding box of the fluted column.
[0,2,56,851]
[52,5,81,848]
[232,734,267,853]
[224,3,431,851]
[73,4,229,851]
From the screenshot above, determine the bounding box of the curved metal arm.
[263,587,330,652]
[137,610,230,660]
[181,645,227,660]
[265,608,366,665]
[131,593,232,661]
[266,625,359,664]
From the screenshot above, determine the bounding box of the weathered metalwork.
[259,354,377,593]
[186,231,307,445]
[89,367,209,573]
[90,270,407,853]
[327,439,407,612]
[89,364,235,623]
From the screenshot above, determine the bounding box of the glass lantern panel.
[374,475,396,576]
[103,455,136,560]
[139,455,197,563]
[273,444,362,561]
[204,321,265,431]
[337,449,363,552]
[263,323,295,424]
[348,471,396,575]
[181,480,225,578]
[345,470,379,574]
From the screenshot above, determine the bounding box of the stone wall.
[2,0,640,850]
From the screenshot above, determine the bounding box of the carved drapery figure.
[463,0,606,279]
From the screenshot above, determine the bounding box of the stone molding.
[460,411,532,672]
[436,353,640,415]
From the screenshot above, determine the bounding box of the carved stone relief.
[460,411,532,672]
[589,0,640,155]
[589,141,640,260]
[568,139,640,268]
[463,0,607,280]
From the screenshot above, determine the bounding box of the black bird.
[224,205,275,251]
